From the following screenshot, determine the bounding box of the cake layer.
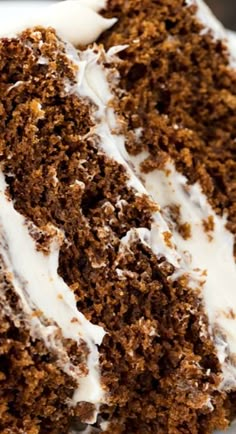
[0,0,235,433]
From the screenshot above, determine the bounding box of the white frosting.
[227,30,236,58]
[68,0,107,12]
[130,152,236,391]
[0,174,105,415]
[66,45,147,195]
[0,0,117,46]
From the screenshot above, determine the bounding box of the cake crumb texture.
[102,0,236,252]
[1,0,236,426]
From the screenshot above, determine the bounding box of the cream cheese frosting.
[0,0,117,46]
[0,170,105,412]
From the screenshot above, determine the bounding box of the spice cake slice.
[0,1,235,434]
[0,23,216,434]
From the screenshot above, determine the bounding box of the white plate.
[0,1,234,433]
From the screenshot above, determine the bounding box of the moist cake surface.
[0,1,235,433]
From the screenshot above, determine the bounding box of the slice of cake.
[0,1,235,433]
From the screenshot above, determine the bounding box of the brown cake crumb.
[203,215,215,234]
[163,230,174,247]
[101,0,236,251]
[179,222,192,240]
[0,2,235,430]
